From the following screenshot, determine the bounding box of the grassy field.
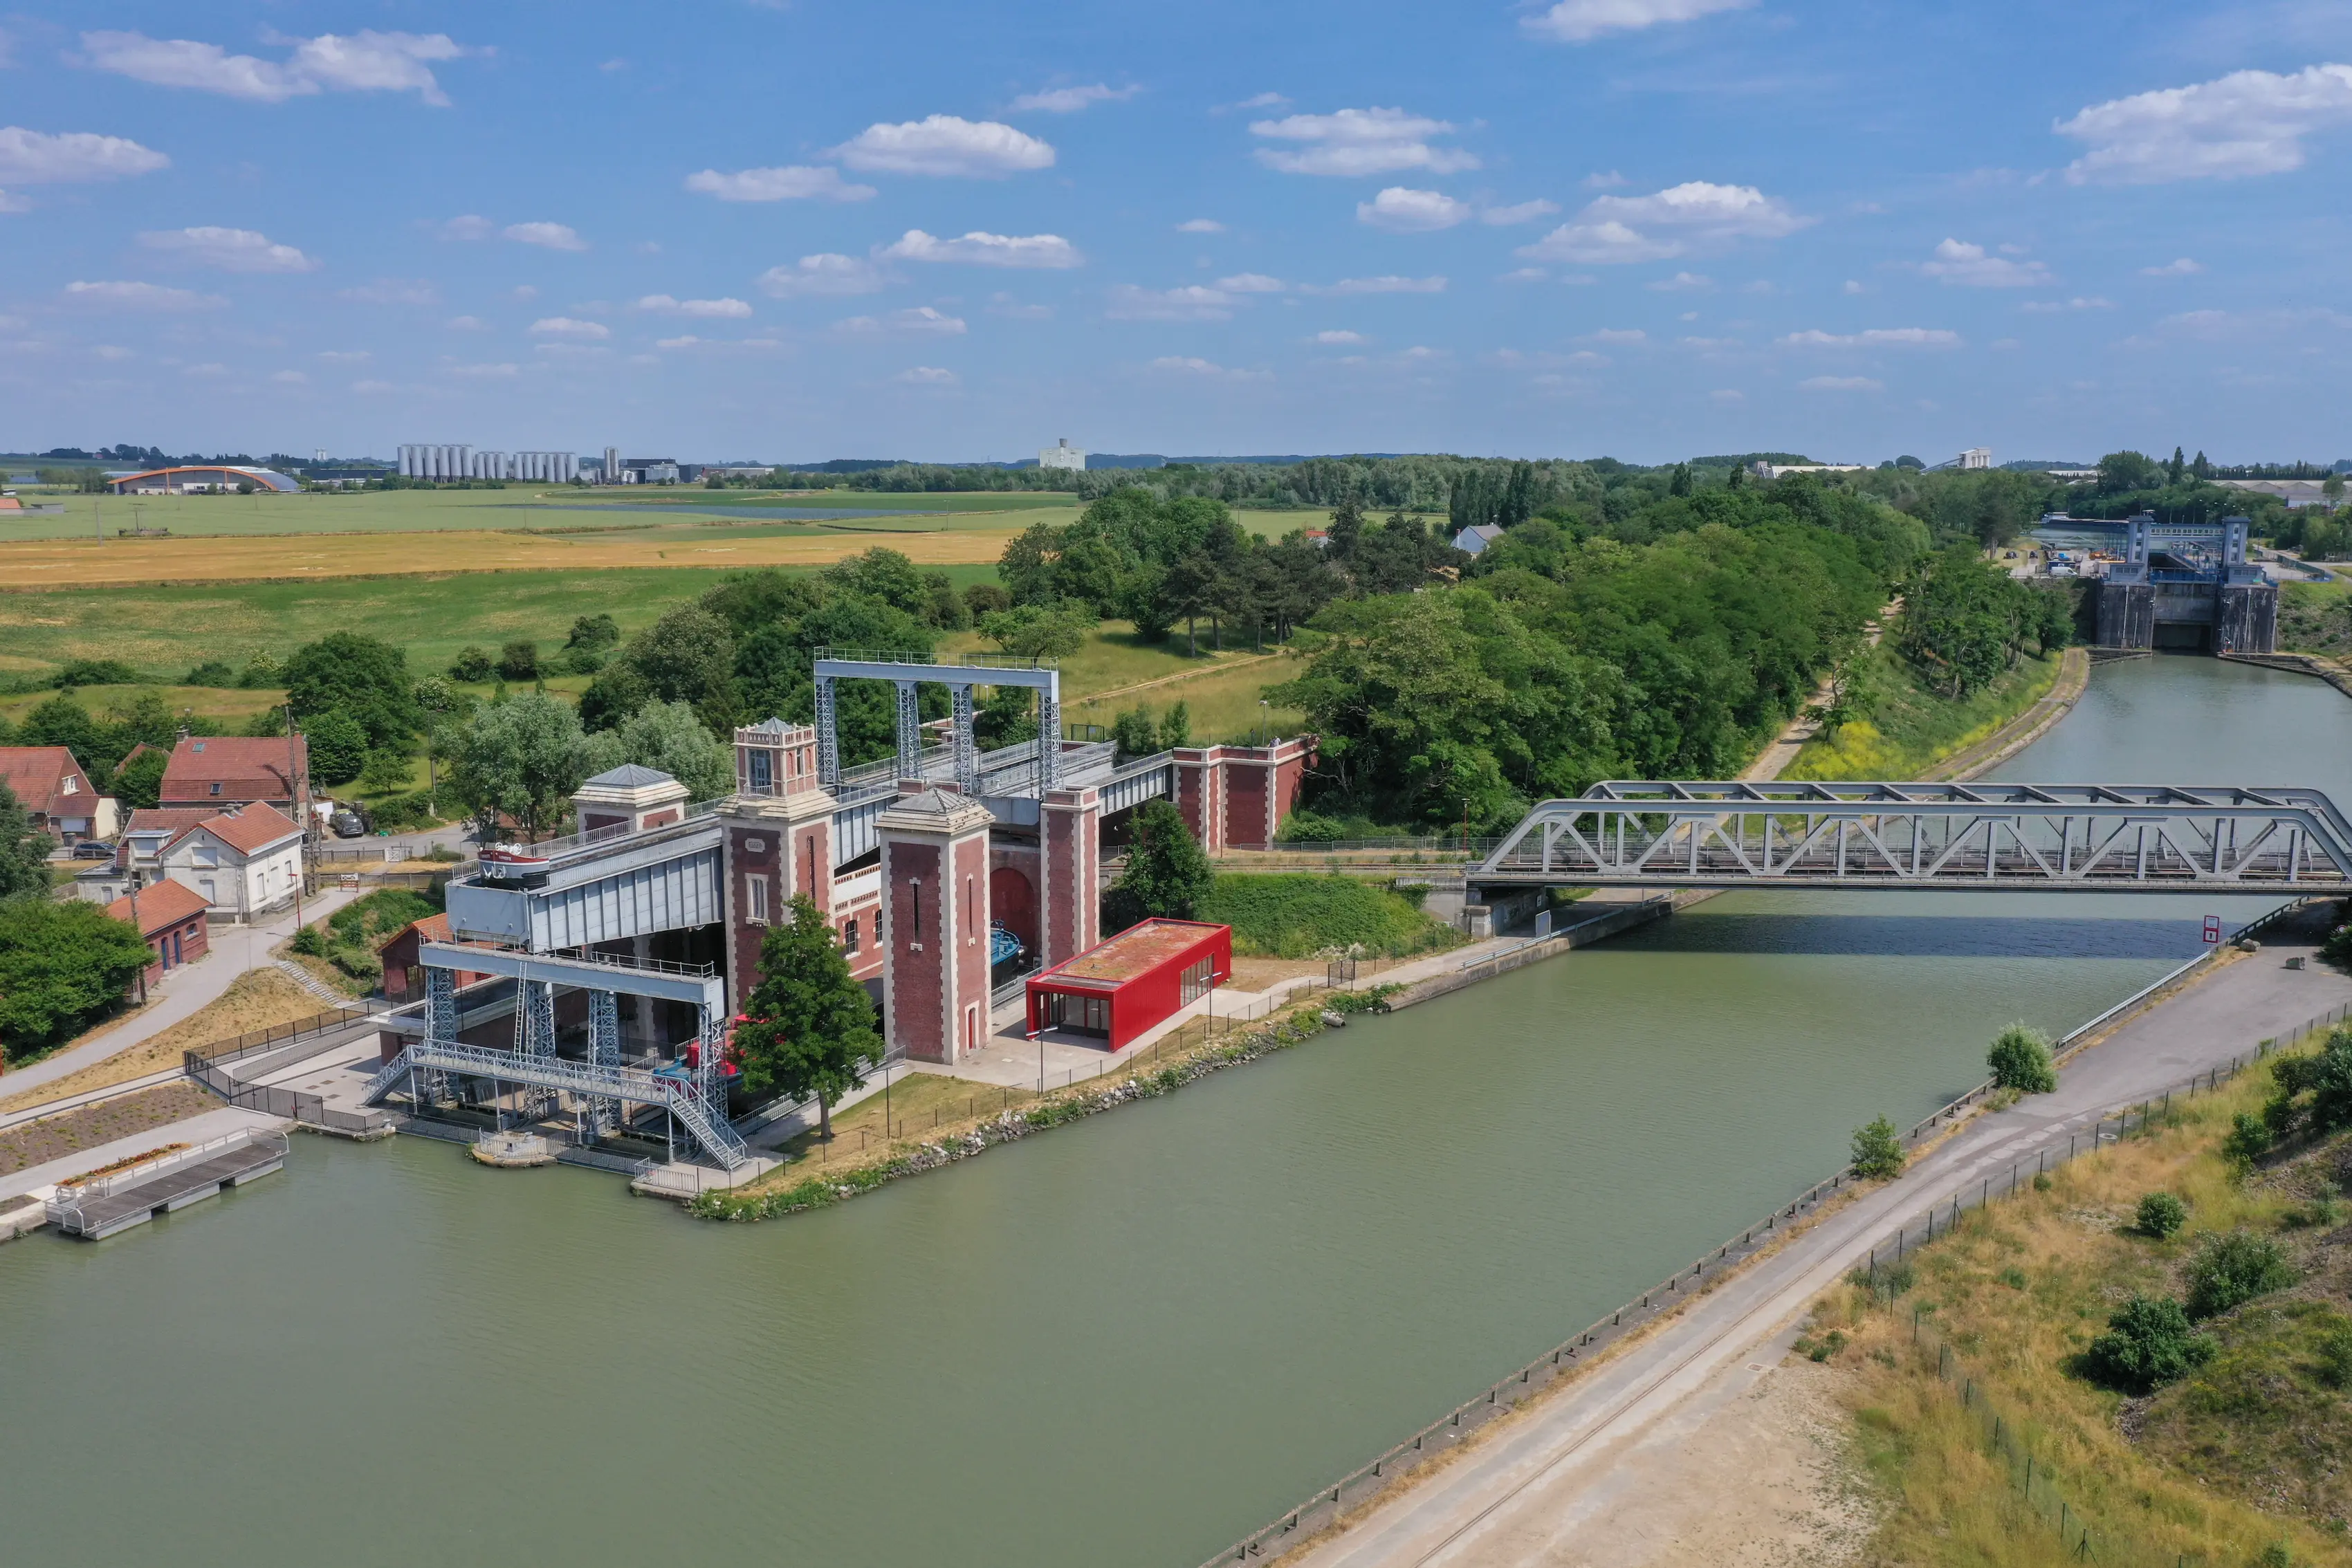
[1783,643,2062,782]
[1229,507,1444,540]
[0,486,1076,542]
[0,564,1000,679]
[1820,1022,2352,1566]
[0,682,286,726]
[1061,649,1310,741]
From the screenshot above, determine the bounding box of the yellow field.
[0,522,1026,589]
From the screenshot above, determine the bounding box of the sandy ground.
[0,522,1022,587]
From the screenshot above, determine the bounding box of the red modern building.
[105,878,210,990]
[1025,918,1231,1051]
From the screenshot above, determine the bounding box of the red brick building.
[879,786,995,1065]
[1026,919,1231,1051]
[158,735,307,811]
[105,878,211,989]
[1173,737,1314,852]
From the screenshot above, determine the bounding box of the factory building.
[396,445,579,482]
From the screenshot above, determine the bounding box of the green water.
[1,654,2344,1568]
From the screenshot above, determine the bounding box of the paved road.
[0,887,365,1102]
[1289,905,2352,1568]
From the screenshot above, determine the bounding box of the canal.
[1,654,2343,1568]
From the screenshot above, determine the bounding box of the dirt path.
[1282,906,2352,1568]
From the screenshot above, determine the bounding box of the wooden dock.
[44,1129,290,1240]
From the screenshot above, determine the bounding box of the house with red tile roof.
[158,735,307,811]
[93,802,304,918]
[105,878,211,989]
[0,745,116,845]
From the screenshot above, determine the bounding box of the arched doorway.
[989,867,1037,958]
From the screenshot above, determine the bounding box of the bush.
[329,945,383,986]
[2324,922,2352,970]
[0,899,158,1060]
[2135,1191,2189,1239]
[1197,873,1451,959]
[2319,1325,2352,1390]
[448,646,493,683]
[2185,1230,2297,1319]
[1851,1115,1904,1179]
[2224,1110,2275,1165]
[2082,1294,2215,1392]
[1986,1022,2057,1093]
[288,923,328,957]
[368,791,437,831]
[53,658,138,688]
[1279,809,1346,843]
[185,659,237,686]
[497,640,541,681]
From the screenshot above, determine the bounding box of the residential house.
[106,878,211,990]
[380,912,493,1002]
[94,802,304,917]
[0,745,117,845]
[1451,523,1506,557]
[158,735,306,810]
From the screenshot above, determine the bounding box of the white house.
[98,802,306,919]
[1039,439,1086,472]
[1453,523,1507,557]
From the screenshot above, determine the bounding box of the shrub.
[2324,922,2352,970]
[1985,1022,2057,1094]
[53,658,138,688]
[1996,1266,2029,1290]
[367,791,436,831]
[2185,1230,2297,1319]
[2223,1111,2275,1165]
[1851,1115,1904,1179]
[1197,873,1449,959]
[329,946,383,986]
[2081,1294,2215,1392]
[288,923,327,957]
[497,640,540,681]
[185,659,237,686]
[2135,1191,2188,1239]
[448,646,493,683]
[1279,809,1346,843]
[2319,1325,2352,1390]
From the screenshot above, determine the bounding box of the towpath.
[1286,903,2352,1568]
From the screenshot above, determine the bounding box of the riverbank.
[1781,644,2081,783]
[1264,901,2352,1568]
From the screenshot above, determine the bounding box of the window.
[746,874,771,925]
[1047,993,1110,1037]
[843,917,861,955]
[746,750,773,792]
[1179,956,1215,1006]
[60,776,76,795]
[210,783,223,797]
[910,879,922,946]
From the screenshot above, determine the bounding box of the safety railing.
[812,645,1058,672]
[184,1052,395,1136]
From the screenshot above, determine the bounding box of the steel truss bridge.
[1473,782,2352,893]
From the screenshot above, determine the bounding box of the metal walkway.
[1474,782,2352,892]
[364,1041,752,1169]
[46,1129,290,1239]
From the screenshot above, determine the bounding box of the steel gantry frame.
[811,649,1063,795]
[1473,782,2352,892]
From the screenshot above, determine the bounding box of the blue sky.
[3,1,2350,465]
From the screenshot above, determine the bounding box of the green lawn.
[0,562,996,682]
[1783,642,2061,782]
[0,486,1076,542]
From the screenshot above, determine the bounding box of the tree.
[2081,1295,2214,1392]
[1850,1115,1904,1179]
[305,710,368,786]
[446,692,594,842]
[359,748,412,794]
[1986,1022,2057,1093]
[1327,500,1366,560]
[2167,445,2187,486]
[2097,450,2164,494]
[564,614,621,658]
[1158,701,1191,750]
[731,896,882,1138]
[282,632,421,748]
[15,694,102,775]
[497,640,541,681]
[0,899,155,1060]
[0,781,54,899]
[1103,798,1213,931]
[584,700,734,800]
[578,662,652,733]
[622,605,737,730]
[822,546,931,618]
[977,602,1095,661]
[449,646,494,683]
[109,746,169,811]
[1159,551,1219,656]
[1112,705,1161,759]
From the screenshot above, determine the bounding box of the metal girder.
[894,679,922,783]
[369,1040,751,1169]
[1473,782,2352,892]
[952,683,978,794]
[814,675,838,786]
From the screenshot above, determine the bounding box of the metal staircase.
[365,1040,752,1170]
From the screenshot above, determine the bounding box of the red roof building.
[0,745,111,842]
[159,735,306,810]
[109,802,304,916]
[1025,918,1231,1051]
[105,878,211,986]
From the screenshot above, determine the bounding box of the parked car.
[330,809,367,838]
[71,839,116,860]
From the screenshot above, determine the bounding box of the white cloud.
[834,306,968,335]
[1501,267,1550,283]
[444,315,488,331]
[80,29,468,107]
[879,228,1083,268]
[1647,270,1714,292]
[1919,238,2051,287]
[63,279,223,309]
[2021,297,2115,313]
[270,369,307,385]
[895,365,960,384]
[1250,107,1478,176]
[1841,279,1866,295]
[1311,330,1369,344]
[1583,169,1629,189]
[636,294,753,317]
[1798,375,1883,391]
[0,127,169,185]
[832,116,1054,178]
[1010,83,1138,113]
[2057,64,2352,184]
[2142,256,2205,276]
[505,221,588,252]
[1710,388,1745,403]
[683,165,876,202]
[530,316,609,338]
[437,214,493,241]
[1481,199,1560,225]
[1305,275,1447,295]
[137,225,318,273]
[1777,327,1963,347]
[1357,186,1471,232]
[655,335,704,349]
[1525,0,1755,42]
[1176,217,1226,233]
[1105,284,1235,321]
[1216,273,1287,293]
[512,286,538,301]
[1518,181,1808,264]
[450,362,520,378]
[1224,92,1291,112]
[317,349,371,363]
[1585,327,1646,343]
[1147,356,1269,380]
[0,192,25,214]
[758,254,885,297]
[989,293,1053,320]
[340,278,439,305]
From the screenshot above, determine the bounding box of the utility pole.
[284,701,309,932]
[127,872,147,1004]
